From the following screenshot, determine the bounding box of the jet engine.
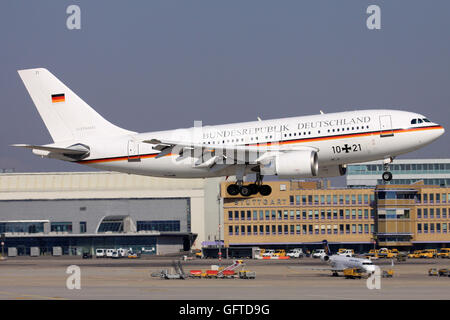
[260,150,318,178]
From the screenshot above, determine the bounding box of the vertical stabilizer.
[18,68,134,142]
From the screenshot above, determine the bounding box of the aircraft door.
[379,115,394,137]
[127,140,141,162]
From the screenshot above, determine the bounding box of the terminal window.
[137,220,180,232]
[0,222,44,234]
[51,222,72,233]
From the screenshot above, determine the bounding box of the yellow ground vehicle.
[408,250,422,259]
[365,249,379,259]
[437,248,450,258]
[382,269,394,278]
[273,249,286,257]
[338,248,347,254]
[378,248,398,259]
[420,249,437,259]
[343,268,367,279]
[192,249,202,259]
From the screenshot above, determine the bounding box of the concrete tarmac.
[0,256,449,300]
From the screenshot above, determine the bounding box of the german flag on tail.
[51,93,65,103]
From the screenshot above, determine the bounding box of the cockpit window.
[418,119,423,123]
[411,119,417,124]
[423,118,431,123]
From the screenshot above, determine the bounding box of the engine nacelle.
[260,150,318,178]
[316,164,347,178]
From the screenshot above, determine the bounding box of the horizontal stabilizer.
[11,144,90,156]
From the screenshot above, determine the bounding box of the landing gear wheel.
[248,183,259,195]
[239,185,252,197]
[259,184,272,196]
[382,171,393,182]
[227,184,240,196]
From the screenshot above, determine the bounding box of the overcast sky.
[1,1,449,177]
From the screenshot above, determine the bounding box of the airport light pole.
[1,233,5,260]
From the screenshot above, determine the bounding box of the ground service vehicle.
[420,249,437,259]
[378,248,397,258]
[438,269,450,276]
[337,249,354,257]
[273,249,286,257]
[192,249,202,259]
[365,249,379,259]
[438,248,450,258]
[106,249,115,258]
[312,249,326,259]
[343,268,366,279]
[287,248,304,258]
[127,252,140,259]
[408,250,422,259]
[95,249,106,258]
[262,249,275,257]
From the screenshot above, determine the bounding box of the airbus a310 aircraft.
[13,68,445,196]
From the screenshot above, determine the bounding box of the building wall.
[0,172,223,249]
[347,159,450,188]
[222,181,376,248]
[375,184,450,247]
[222,180,450,250]
[0,198,190,234]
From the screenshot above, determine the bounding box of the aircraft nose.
[432,125,445,141]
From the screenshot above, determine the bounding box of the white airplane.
[320,240,376,276]
[13,68,445,196]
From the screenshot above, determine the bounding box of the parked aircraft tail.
[17,68,134,142]
[322,240,332,256]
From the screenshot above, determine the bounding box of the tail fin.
[322,240,332,256]
[18,68,134,142]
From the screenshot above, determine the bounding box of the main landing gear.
[381,157,394,182]
[227,173,272,197]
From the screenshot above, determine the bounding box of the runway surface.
[0,256,449,300]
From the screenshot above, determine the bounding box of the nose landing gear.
[382,171,393,182]
[381,157,394,182]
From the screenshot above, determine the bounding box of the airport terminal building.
[2,168,450,257]
[347,159,450,188]
[222,180,450,252]
[0,172,222,256]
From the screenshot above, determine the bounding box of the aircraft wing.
[142,138,318,167]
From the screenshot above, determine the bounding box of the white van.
[106,249,115,258]
[287,248,304,258]
[337,249,354,257]
[312,249,326,259]
[117,248,128,257]
[95,249,106,258]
